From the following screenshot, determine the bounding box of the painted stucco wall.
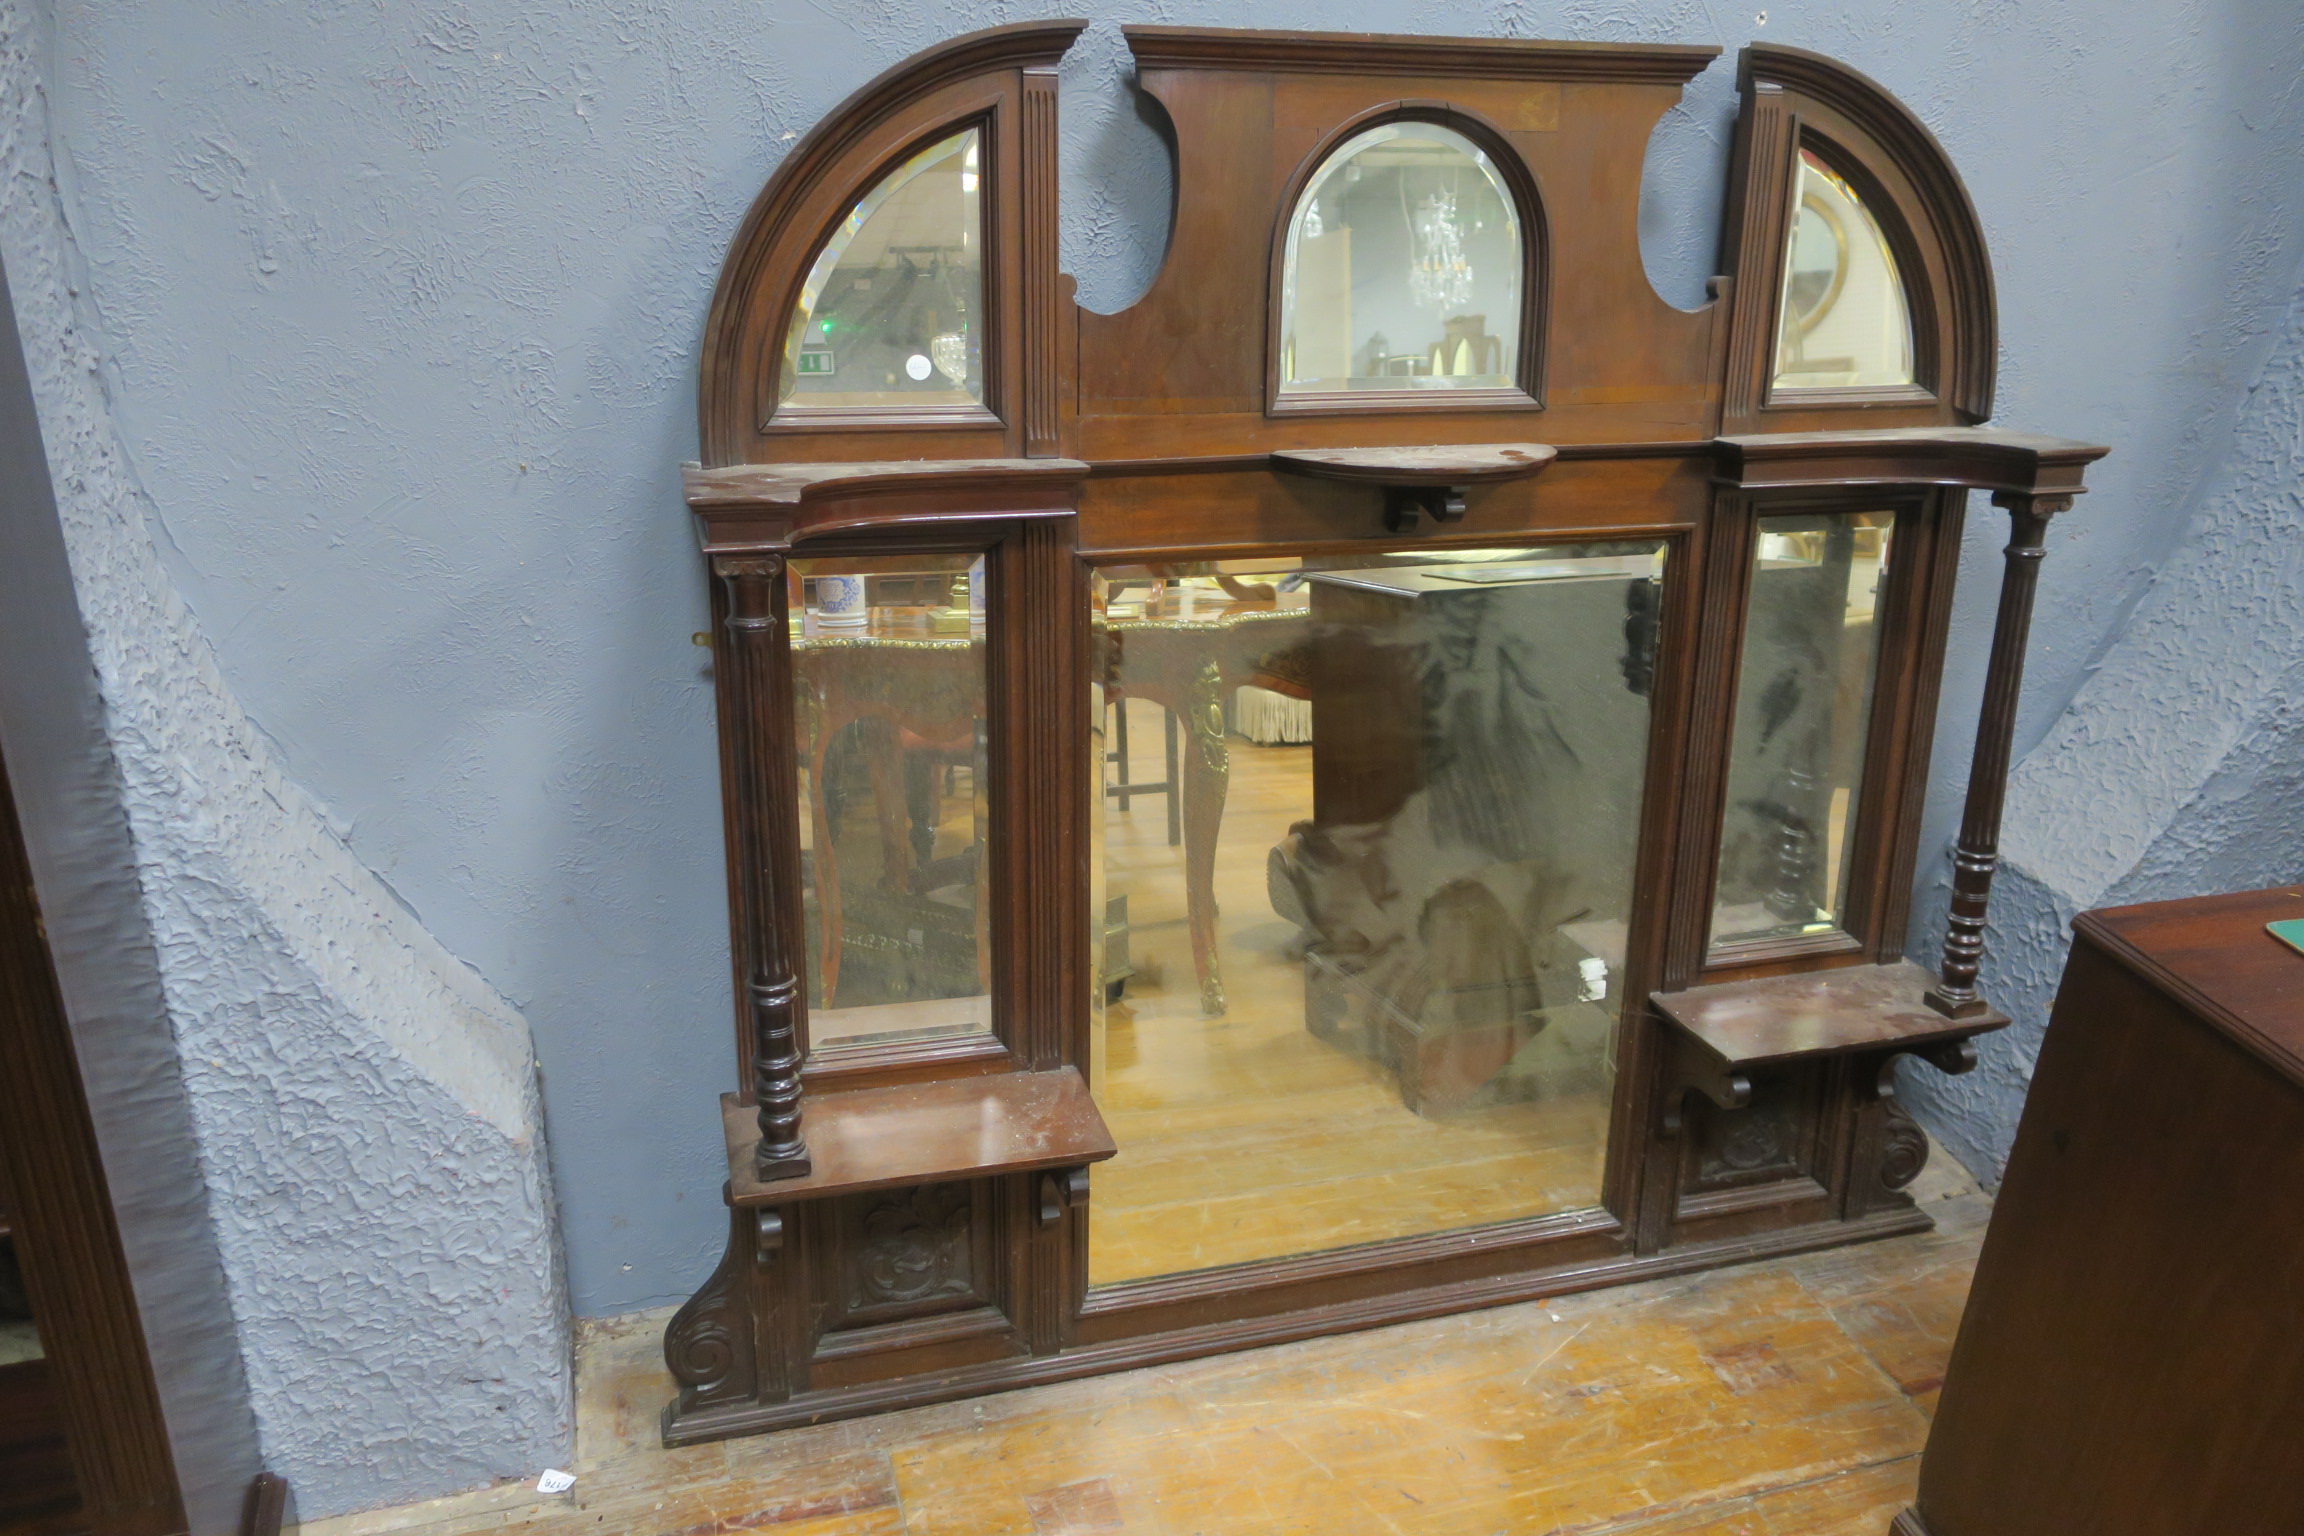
[2,2,569,1517]
[18,0,2304,1511]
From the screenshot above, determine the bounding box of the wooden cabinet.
[1898,886,2304,1536]
[660,23,2110,1445]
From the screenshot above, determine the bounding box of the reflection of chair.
[797,633,987,1007]
[1098,602,1312,1015]
[1104,690,1180,846]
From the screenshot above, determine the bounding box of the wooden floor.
[1094,705,1611,1284]
[300,1161,1984,1536]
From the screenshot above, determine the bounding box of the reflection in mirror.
[780,128,984,412]
[1087,545,1664,1283]
[1770,148,1914,391]
[1710,512,1895,954]
[791,553,992,1052]
[1277,122,1522,396]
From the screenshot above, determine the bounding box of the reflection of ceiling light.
[1409,187,1474,310]
[929,332,967,384]
[961,172,978,192]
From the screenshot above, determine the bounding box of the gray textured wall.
[6,1,569,1516]
[19,0,2304,1508]
[1904,277,2304,1180]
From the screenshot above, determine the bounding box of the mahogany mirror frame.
[662,22,2103,1449]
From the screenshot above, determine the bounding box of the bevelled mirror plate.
[1710,511,1895,954]
[1086,544,1664,1283]
[1278,122,1522,396]
[779,127,985,413]
[1770,148,1914,392]
[790,552,993,1053]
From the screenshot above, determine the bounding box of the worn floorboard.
[300,1158,1979,1536]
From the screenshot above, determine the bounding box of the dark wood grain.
[1910,886,2304,1536]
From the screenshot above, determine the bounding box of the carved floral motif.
[849,1183,974,1310]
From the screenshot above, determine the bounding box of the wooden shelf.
[682,457,1089,554]
[1654,960,2008,1077]
[1269,443,1558,532]
[722,1068,1116,1207]
[1268,443,1558,487]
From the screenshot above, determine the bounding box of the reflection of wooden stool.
[1103,689,1179,847]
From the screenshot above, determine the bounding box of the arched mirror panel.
[1277,122,1524,397]
[778,127,986,415]
[1770,149,1914,394]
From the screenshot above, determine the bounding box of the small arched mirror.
[779,127,984,413]
[1770,148,1914,392]
[1277,122,1523,397]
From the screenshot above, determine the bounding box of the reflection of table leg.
[806,735,845,1004]
[1181,658,1230,1016]
[1106,673,1230,1015]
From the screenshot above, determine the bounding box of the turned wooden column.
[716,555,812,1178]
[1925,491,2073,1019]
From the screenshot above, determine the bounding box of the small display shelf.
[1652,960,2006,1112]
[1269,443,1558,529]
[721,1068,1116,1207]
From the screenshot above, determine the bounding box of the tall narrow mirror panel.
[1710,512,1894,953]
[791,552,993,1051]
[1087,545,1663,1282]
[780,127,985,412]
[1278,122,1522,395]
[1770,149,1913,392]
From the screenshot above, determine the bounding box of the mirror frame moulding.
[1694,491,1946,979]
[697,19,1088,467]
[1719,44,1998,435]
[766,117,1004,434]
[1763,138,1934,409]
[1262,101,1551,419]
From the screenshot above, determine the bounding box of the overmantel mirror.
[664,23,2107,1446]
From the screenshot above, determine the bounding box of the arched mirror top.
[695,19,1084,466]
[1723,44,1997,430]
[1276,120,1527,401]
[1770,145,1915,394]
[776,126,987,418]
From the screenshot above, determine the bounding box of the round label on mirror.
[904,353,932,381]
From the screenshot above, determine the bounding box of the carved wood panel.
[832,1182,987,1327]
[1685,1069,1824,1193]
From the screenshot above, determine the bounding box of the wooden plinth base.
[663,1201,1930,1445]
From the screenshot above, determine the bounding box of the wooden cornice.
[684,457,1088,552]
[1712,428,2109,498]
[1124,25,1719,85]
